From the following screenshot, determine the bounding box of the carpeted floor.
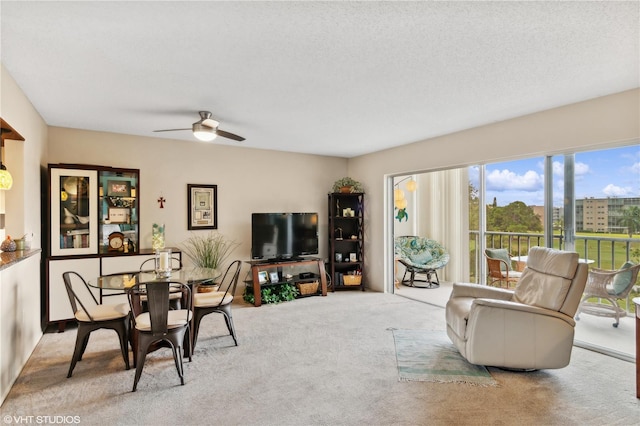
[1,292,638,425]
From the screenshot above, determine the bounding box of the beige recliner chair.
[446,247,588,370]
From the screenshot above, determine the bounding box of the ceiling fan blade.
[216,129,245,142]
[153,128,191,132]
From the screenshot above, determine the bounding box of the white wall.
[348,89,640,292]
[0,64,48,404]
[48,128,349,270]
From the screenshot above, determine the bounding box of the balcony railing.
[469,230,640,313]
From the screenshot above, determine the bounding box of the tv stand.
[246,257,327,307]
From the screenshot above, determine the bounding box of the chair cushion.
[134,309,192,331]
[486,248,511,272]
[500,270,523,279]
[611,261,635,295]
[512,248,578,311]
[409,250,432,265]
[193,291,234,308]
[75,303,129,322]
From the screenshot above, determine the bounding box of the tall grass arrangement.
[180,231,239,271]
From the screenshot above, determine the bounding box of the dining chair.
[139,256,184,309]
[62,271,130,378]
[138,256,183,272]
[128,280,192,391]
[191,260,242,350]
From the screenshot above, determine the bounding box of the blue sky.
[470,144,640,207]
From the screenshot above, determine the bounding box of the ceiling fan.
[153,111,245,142]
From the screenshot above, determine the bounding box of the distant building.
[576,197,640,233]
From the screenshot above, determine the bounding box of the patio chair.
[394,236,450,288]
[576,261,640,328]
[485,248,522,288]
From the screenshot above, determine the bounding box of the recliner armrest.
[450,282,513,301]
[472,298,576,326]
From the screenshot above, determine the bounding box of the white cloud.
[602,184,631,196]
[630,162,640,174]
[552,161,589,177]
[486,169,543,191]
[574,162,590,175]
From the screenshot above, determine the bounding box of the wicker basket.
[343,275,362,286]
[297,281,319,295]
[197,284,220,293]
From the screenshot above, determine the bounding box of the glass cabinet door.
[50,166,98,256]
[98,168,139,254]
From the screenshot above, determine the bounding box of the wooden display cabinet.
[45,163,141,329]
[327,192,365,291]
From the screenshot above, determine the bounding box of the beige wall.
[0,64,47,404]
[48,127,348,268]
[348,89,640,292]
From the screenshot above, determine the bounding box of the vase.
[340,186,353,193]
[0,237,16,252]
[152,223,165,250]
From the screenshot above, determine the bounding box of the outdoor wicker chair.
[576,261,640,328]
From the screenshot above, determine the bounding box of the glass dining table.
[88,267,221,364]
[89,267,221,293]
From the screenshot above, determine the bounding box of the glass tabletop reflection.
[89,267,221,290]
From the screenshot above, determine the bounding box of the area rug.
[391,329,497,386]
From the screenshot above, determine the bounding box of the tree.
[468,182,479,231]
[487,201,543,233]
[618,205,640,238]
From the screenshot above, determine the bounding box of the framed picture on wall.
[106,180,131,197]
[187,184,217,230]
[108,207,130,224]
[49,166,98,256]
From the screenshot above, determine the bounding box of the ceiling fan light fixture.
[192,123,217,142]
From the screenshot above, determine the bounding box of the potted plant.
[332,177,364,193]
[179,231,239,281]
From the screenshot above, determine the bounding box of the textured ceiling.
[1,1,638,158]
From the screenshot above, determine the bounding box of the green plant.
[261,288,279,304]
[243,288,255,305]
[332,177,363,193]
[180,231,239,271]
[278,283,299,301]
[242,283,300,304]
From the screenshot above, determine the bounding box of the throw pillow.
[486,248,512,272]
[611,261,635,295]
[409,251,432,265]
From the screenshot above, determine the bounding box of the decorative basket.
[297,281,319,295]
[197,284,220,293]
[343,275,362,286]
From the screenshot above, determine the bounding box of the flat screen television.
[251,212,319,260]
